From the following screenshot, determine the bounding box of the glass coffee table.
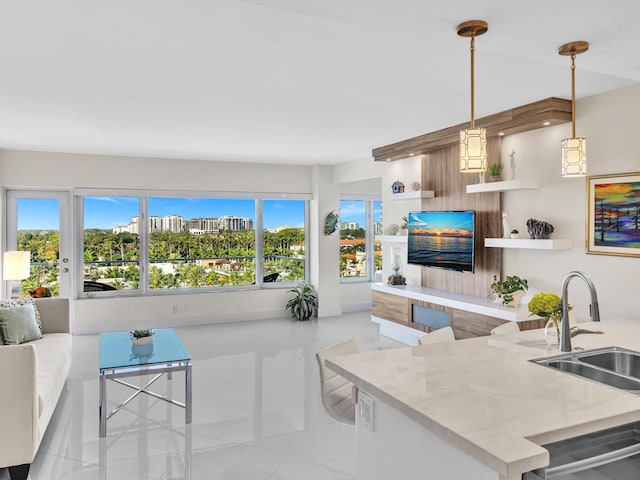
[99,328,192,437]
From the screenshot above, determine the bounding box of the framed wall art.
[587,172,640,257]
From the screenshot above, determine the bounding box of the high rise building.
[340,221,360,230]
[125,214,254,233]
[149,216,162,233]
[185,217,219,233]
[218,216,253,231]
[162,215,184,233]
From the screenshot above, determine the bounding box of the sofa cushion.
[0,298,42,344]
[31,333,72,418]
[0,301,42,345]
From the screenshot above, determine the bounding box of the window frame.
[75,188,310,298]
[339,194,381,284]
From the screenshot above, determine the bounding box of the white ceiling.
[1,0,638,165]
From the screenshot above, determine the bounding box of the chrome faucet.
[560,271,601,352]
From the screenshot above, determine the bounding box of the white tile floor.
[1,311,402,480]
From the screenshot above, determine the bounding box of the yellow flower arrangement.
[527,293,563,322]
[528,293,571,344]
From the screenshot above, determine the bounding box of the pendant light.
[559,41,589,177]
[457,20,488,173]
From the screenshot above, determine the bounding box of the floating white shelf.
[484,238,573,250]
[390,190,435,200]
[376,235,408,243]
[372,283,533,322]
[465,179,540,194]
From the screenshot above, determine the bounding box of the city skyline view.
[17,197,306,231]
[18,197,380,231]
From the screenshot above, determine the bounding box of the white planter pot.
[493,289,526,308]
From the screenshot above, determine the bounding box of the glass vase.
[544,319,560,346]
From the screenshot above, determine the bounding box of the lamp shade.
[3,251,31,281]
[561,137,587,177]
[460,127,487,172]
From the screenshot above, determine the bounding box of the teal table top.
[100,328,191,370]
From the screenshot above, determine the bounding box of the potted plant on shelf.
[488,163,503,182]
[510,229,520,239]
[491,275,528,307]
[130,329,154,346]
[285,283,318,321]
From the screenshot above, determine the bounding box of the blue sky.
[18,197,306,230]
[340,200,382,225]
[408,211,474,231]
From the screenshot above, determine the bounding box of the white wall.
[0,150,312,193]
[310,165,341,317]
[501,83,640,322]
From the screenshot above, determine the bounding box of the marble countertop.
[327,319,640,477]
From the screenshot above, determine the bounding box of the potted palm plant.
[285,283,318,320]
[491,275,528,307]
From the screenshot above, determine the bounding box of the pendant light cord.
[470,34,476,129]
[571,52,576,138]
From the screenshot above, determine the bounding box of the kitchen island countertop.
[327,319,640,478]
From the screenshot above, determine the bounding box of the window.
[339,199,381,280]
[77,191,308,296]
[263,199,306,283]
[148,197,256,289]
[374,200,382,274]
[83,196,140,292]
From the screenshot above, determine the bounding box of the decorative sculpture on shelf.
[526,218,554,239]
[388,247,407,285]
[391,180,405,194]
[384,223,400,235]
[502,212,512,239]
[509,149,516,180]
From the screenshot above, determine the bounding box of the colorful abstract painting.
[587,173,640,257]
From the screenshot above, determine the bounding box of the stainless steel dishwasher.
[524,422,640,479]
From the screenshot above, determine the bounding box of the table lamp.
[3,251,31,299]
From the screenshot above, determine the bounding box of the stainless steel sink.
[532,347,640,395]
[578,347,640,377]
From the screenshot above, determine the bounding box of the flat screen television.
[407,210,475,272]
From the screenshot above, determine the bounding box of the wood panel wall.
[420,138,501,298]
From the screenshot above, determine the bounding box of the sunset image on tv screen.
[407,211,475,272]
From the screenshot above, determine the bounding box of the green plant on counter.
[285,283,318,321]
[511,229,519,234]
[491,275,528,304]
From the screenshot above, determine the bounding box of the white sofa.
[0,298,72,480]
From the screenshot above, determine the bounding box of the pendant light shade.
[457,20,488,173]
[559,41,589,177]
[561,136,587,176]
[460,127,487,172]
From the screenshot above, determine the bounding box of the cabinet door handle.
[539,442,640,478]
